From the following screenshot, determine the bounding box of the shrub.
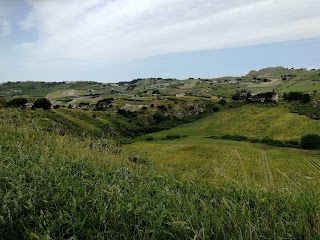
[212,106,220,112]
[157,105,167,110]
[283,92,311,103]
[300,134,320,149]
[221,135,248,141]
[219,99,227,105]
[32,98,52,110]
[163,135,186,140]
[145,136,154,141]
[6,98,28,108]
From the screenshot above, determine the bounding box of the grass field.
[125,137,320,191]
[144,105,320,141]
[1,108,320,238]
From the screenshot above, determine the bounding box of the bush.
[219,99,227,105]
[300,134,320,149]
[283,92,311,103]
[221,135,248,141]
[212,106,220,112]
[6,98,28,108]
[163,135,186,140]
[145,136,154,141]
[32,98,52,110]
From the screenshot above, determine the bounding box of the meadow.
[143,105,320,141]
[0,108,320,239]
[125,137,320,191]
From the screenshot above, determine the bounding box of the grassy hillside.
[144,105,320,141]
[1,109,320,239]
[125,137,320,190]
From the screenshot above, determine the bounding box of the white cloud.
[19,0,320,67]
[0,19,11,37]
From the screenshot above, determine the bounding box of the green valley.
[1,66,320,239]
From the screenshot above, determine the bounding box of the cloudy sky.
[0,0,320,82]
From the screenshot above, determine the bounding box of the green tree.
[7,98,28,108]
[32,98,52,110]
[300,134,320,149]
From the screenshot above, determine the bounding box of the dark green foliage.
[6,98,28,108]
[78,102,89,107]
[219,99,227,105]
[256,92,274,101]
[301,93,311,103]
[221,135,249,141]
[232,94,241,101]
[163,134,186,140]
[212,106,220,112]
[152,89,161,94]
[93,98,114,111]
[300,134,320,149]
[288,103,320,120]
[145,136,154,141]
[117,109,137,118]
[157,105,167,110]
[214,135,300,148]
[32,98,52,110]
[283,92,311,103]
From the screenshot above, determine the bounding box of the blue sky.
[0,0,320,83]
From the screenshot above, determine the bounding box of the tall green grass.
[0,109,320,239]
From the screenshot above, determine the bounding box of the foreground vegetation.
[1,109,320,239]
[1,66,320,238]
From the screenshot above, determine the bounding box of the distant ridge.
[246,66,287,77]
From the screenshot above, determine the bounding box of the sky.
[0,0,320,83]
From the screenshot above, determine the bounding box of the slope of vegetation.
[144,105,320,141]
[125,137,320,189]
[1,109,320,239]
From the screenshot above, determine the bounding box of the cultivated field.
[125,137,320,191]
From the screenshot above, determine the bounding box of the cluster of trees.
[231,90,251,101]
[93,98,114,111]
[300,134,320,149]
[232,90,276,103]
[283,92,311,103]
[0,97,51,110]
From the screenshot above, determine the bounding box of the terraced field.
[125,137,320,191]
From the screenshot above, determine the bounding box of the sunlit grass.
[1,109,320,239]
[144,105,320,140]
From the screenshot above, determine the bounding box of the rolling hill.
[143,105,320,141]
